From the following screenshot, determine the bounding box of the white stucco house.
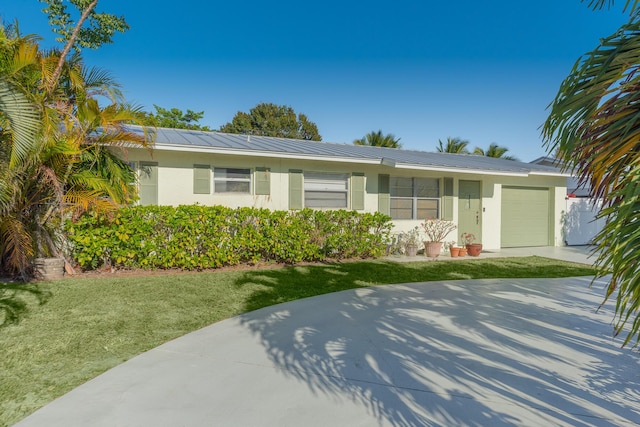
[122,126,569,250]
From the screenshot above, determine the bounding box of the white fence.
[563,197,605,246]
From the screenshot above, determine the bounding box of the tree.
[544,0,640,346]
[436,137,470,154]
[39,0,129,95]
[0,22,150,278]
[219,103,321,141]
[353,130,401,148]
[138,105,211,131]
[472,143,518,161]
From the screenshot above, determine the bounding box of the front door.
[458,180,482,245]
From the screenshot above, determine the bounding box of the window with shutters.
[213,168,251,194]
[304,172,349,208]
[390,177,439,219]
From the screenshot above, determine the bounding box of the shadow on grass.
[230,258,639,425]
[235,257,596,312]
[0,281,51,327]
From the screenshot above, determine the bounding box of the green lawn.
[0,256,596,426]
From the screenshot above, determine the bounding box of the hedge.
[65,205,392,271]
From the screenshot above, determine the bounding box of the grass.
[0,256,596,426]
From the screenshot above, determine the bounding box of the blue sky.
[1,1,632,161]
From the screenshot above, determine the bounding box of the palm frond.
[543,11,640,346]
[82,66,123,101]
[0,214,34,277]
[437,137,469,154]
[582,0,640,13]
[6,38,39,77]
[0,78,42,167]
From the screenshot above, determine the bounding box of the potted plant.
[421,218,457,258]
[461,232,482,256]
[445,241,460,257]
[386,233,407,256]
[402,226,422,257]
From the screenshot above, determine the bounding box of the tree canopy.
[40,0,129,52]
[436,137,470,154]
[472,143,517,161]
[39,0,129,95]
[353,130,401,148]
[219,103,321,141]
[0,2,149,279]
[543,0,640,346]
[138,105,211,131]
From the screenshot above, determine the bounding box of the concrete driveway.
[16,272,640,426]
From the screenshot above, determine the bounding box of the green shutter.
[442,177,454,220]
[139,161,158,206]
[193,164,210,194]
[255,167,270,195]
[351,172,365,210]
[378,174,390,215]
[289,169,303,210]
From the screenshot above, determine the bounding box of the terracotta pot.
[449,247,460,257]
[424,241,443,258]
[466,243,483,257]
[458,247,467,256]
[405,244,418,257]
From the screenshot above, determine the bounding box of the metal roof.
[126,126,567,177]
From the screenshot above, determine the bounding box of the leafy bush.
[65,206,392,271]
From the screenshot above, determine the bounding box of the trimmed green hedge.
[65,206,392,270]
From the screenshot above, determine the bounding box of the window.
[304,172,349,208]
[390,177,439,219]
[214,168,251,193]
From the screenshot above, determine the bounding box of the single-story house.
[122,126,569,250]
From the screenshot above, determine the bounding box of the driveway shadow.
[234,269,640,426]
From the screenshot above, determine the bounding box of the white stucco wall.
[125,148,567,249]
[126,148,388,212]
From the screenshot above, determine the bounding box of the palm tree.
[543,1,640,346]
[353,130,401,148]
[472,143,518,161]
[0,24,152,278]
[436,137,470,154]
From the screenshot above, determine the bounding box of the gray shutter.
[351,172,365,210]
[254,167,270,195]
[193,164,210,194]
[289,169,303,210]
[378,174,390,215]
[442,177,454,220]
[139,161,158,205]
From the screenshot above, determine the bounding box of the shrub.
[65,206,392,271]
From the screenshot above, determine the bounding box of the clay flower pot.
[466,243,483,257]
[33,257,65,280]
[424,241,443,258]
[449,247,460,257]
[405,244,418,257]
[458,247,467,256]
